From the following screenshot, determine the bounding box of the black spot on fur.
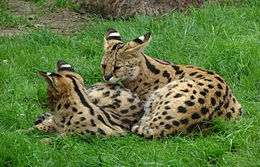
[218,111,223,116]
[97,87,104,91]
[130,105,137,110]
[201,107,209,115]
[181,89,189,93]
[120,109,129,114]
[178,106,187,113]
[191,113,201,119]
[163,70,170,78]
[165,101,170,105]
[198,98,205,104]
[224,101,229,109]
[203,88,209,93]
[154,79,159,84]
[57,104,62,110]
[208,114,213,121]
[180,119,189,124]
[61,117,66,123]
[200,91,207,96]
[165,124,172,129]
[176,70,183,75]
[127,98,135,103]
[80,117,86,121]
[165,116,173,120]
[66,116,73,126]
[133,86,138,92]
[98,128,106,135]
[239,108,243,116]
[172,120,180,126]
[168,78,172,83]
[185,100,194,106]
[103,91,110,97]
[189,72,198,76]
[187,84,193,88]
[196,74,203,78]
[174,93,182,98]
[217,84,223,90]
[64,103,70,109]
[187,123,197,133]
[225,112,232,119]
[207,71,214,75]
[172,65,180,71]
[215,76,225,83]
[154,86,159,90]
[211,97,216,106]
[112,91,121,98]
[92,99,99,104]
[165,92,172,97]
[165,106,171,110]
[193,90,197,94]
[162,111,167,115]
[215,91,221,97]
[231,107,235,113]
[122,119,131,124]
[90,119,96,127]
[179,73,185,79]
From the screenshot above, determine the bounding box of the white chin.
[108,77,118,83]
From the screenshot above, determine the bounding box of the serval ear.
[38,71,62,92]
[121,32,151,55]
[56,60,75,73]
[56,60,84,83]
[104,28,122,50]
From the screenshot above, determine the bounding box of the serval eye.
[114,66,121,71]
[101,64,106,69]
[114,66,121,70]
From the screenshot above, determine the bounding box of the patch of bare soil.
[1,0,90,37]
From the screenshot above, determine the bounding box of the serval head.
[101,28,151,83]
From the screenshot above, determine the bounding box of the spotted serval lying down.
[101,28,243,138]
[34,60,144,137]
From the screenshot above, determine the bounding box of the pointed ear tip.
[107,27,115,31]
[106,28,118,33]
[38,70,45,74]
[57,60,67,65]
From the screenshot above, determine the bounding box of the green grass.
[24,0,79,12]
[0,0,32,28]
[0,0,259,166]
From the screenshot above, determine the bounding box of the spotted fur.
[101,28,243,138]
[34,60,144,137]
